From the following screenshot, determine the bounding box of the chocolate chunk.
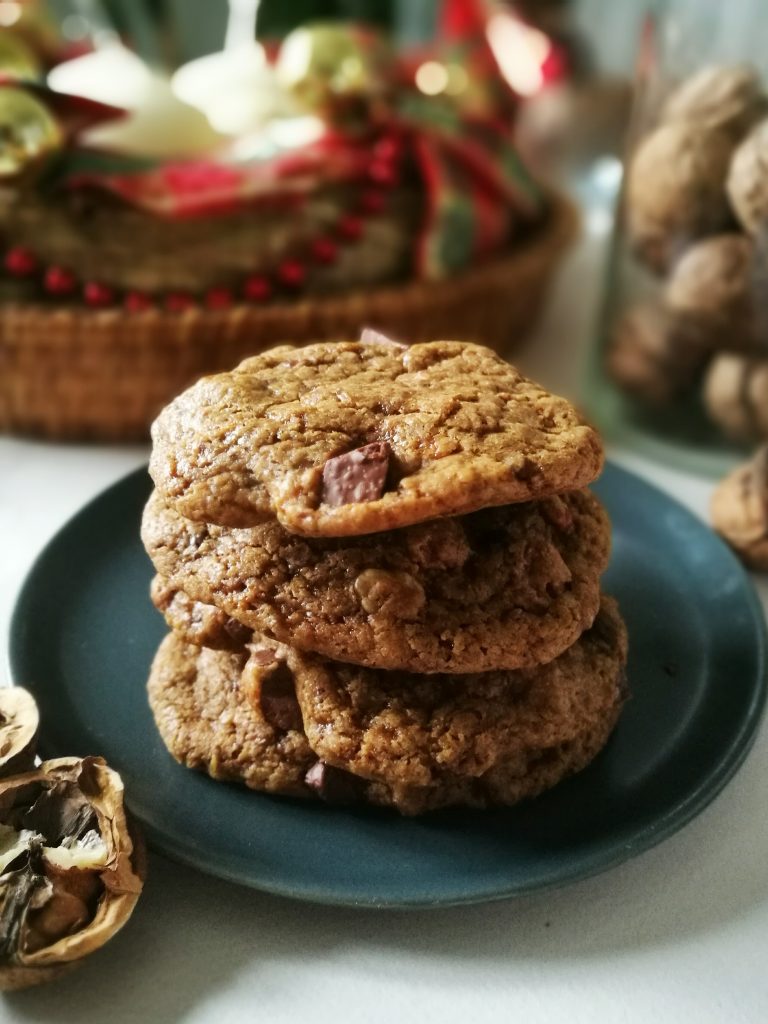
[321,442,390,507]
[359,327,406,348]
[542,497,575,533]
[249,646,280,666]
[222,618,252,647]
[259,663,303,733]
[517,457,543,482]
[304,761,363,805]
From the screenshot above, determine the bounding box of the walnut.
[405,518,471,570]
[0,688,38,779]
[727,118,768,233]
[665,234,768,352]
[626,122,737,273]
[354,569,425,619]
[711,444,768,570]
[703,351,768,442]
[606,302,706,404]
[661,64,768,137]
[0,757,145,990]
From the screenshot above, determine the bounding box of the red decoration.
[373,137,402,163]
[338,215,364,241]
[83,281,115,307]
[243,275,272,302]
[44,266,77,295]
[359,189,386,214]
[5,247,38,276]
[310,238,338,264]
[124,290,153,311]
[367,160,399,188]
[204,287,233,310]
[440,0,488,39]
[277,260,306,289]
[164,291,195,312]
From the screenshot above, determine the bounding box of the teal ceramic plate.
[8,464,767,908]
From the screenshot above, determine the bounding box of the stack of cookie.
[141,337,628,815]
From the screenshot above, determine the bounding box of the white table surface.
[1,218,767,1024]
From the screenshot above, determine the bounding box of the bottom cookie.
[147,601,628,816]
[148,636,315,797]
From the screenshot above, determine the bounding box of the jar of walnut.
[598,0,768,457]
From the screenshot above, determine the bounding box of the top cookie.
[149,340,603,536]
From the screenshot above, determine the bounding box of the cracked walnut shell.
[0,756,145,990]
[0,688,38,779]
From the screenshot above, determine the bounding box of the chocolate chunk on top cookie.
[149,340,604,536]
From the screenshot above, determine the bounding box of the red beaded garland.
[164,291,195,312]
[367,160,399,188]
[83,281,115,307]
[124,290,153,312]
[204,287,234,310]
[277,260,306,288]
[359,189,386,214]
[2,188,396,307]
[337,214,364,241]
[5,247,38,276]
[43,266,77,295]
[310,237,338,264]
[373,136,402,163]
[243,275,272,302]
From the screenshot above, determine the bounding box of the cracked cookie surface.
[149,340,604,537]
[143,488,611,673]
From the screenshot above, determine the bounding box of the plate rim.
[6,462,768,909]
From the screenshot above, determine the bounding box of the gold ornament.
[1,0,61,58]
[0,87,62,177]
[276,23,393,115]
[0,29,42,79]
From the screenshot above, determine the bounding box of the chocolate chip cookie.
[286,596,627,800]
[143,488,610,673]
[150,576,251,650]
[147,594,627,815]
[149,340,603,536]
[147,633,315,796]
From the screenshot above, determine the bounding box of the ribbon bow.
[2,41,544,282]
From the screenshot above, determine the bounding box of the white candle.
[48,41,224,158]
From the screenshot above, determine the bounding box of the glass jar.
[594,0,768,474]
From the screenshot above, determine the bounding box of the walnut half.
[0,688,38,779]
[0,756,145,991]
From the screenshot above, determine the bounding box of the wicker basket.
[0,192,578,441]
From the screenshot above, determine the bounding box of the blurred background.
[4,0,768,523]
